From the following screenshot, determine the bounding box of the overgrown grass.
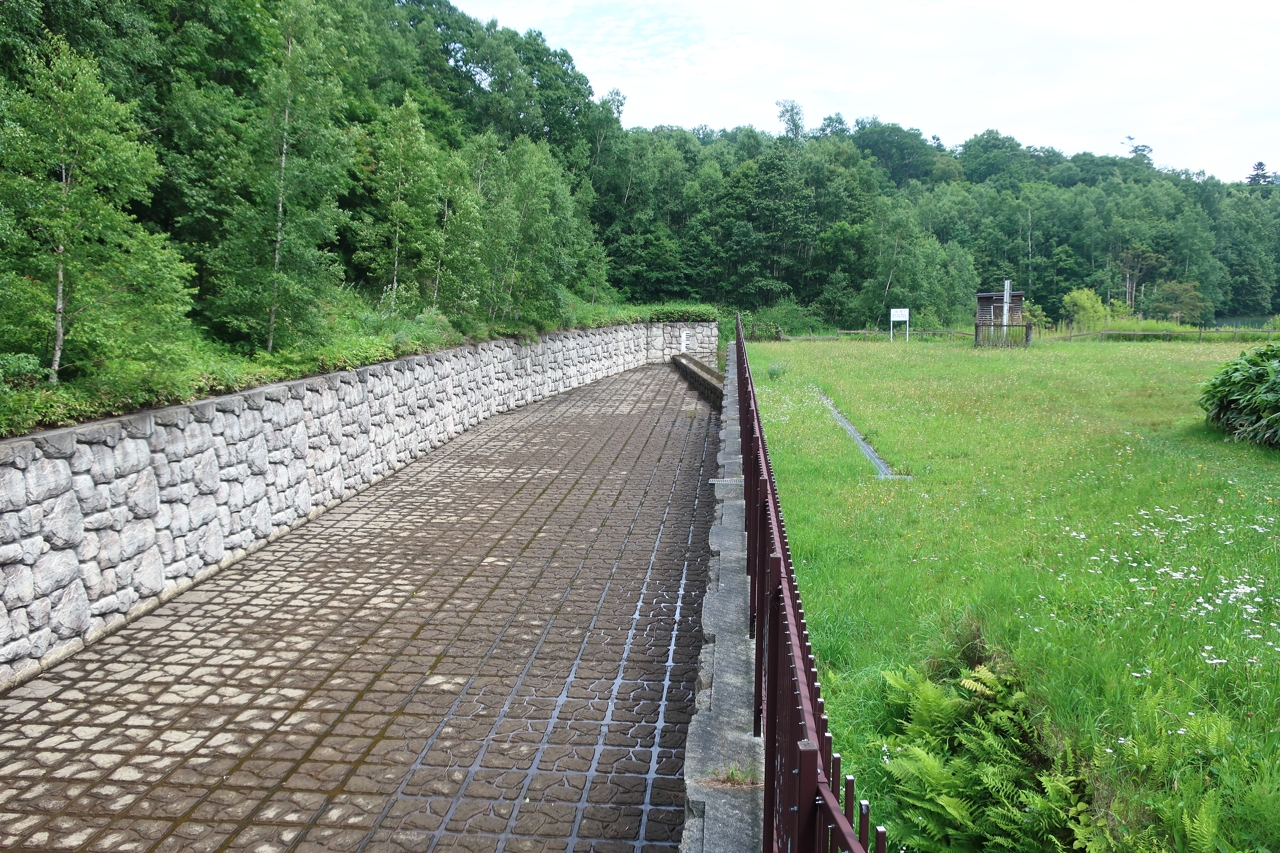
[556,296,717,328]
[0,290,462,437]
[1048,318,1204,335]
[1047,317,1280,342]
[0,294,716,438]
[747,339,1280,851]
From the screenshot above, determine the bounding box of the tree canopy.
[1,0,1277,395]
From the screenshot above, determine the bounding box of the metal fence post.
[797,740,820,852]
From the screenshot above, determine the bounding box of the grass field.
[747,339,1280,851]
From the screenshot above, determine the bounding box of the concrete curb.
[682,346,763,853]
[672,353,725,409]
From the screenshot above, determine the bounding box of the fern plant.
[879,665,1097,853]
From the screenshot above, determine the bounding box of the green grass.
[748,339,1280,851]
[1046,317,1280,343]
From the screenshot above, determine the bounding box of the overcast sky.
[456,0,1278,182]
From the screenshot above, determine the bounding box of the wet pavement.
[0,365,718,853]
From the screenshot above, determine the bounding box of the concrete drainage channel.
[817,389,911,481]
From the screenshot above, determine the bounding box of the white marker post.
[1001,279,1012,344]
[890,308,910,342]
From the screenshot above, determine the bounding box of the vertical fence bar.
[797,740,820,852]
[762,590,781,850]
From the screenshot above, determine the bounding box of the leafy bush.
[1062,288,1108,328]
[643,303,718,323]
[1199,344,1280,447]
[0,353,41,387]
[744,299,831,335]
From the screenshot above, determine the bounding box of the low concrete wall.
[0,321,717,691]
[681,344,763,853]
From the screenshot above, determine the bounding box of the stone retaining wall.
[0,321,717,690]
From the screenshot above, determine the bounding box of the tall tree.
[351,95,443,313]
[0,37,192,383]
[205,0,355,352]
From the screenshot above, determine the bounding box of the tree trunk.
[386,171,406,312]
[430,199,451,311]
[50,256,65,384]
[50,162,72,383]
[1027,206,1033,292]
[267,35,294,354]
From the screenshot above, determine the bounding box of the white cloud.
[458,0,1280,181]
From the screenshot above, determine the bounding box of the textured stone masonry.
[0,322,716,691]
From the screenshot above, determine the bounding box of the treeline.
[0,0,626,382]
[2,0,1278,414]
[592,108,1280,330]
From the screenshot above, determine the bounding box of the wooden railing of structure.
[974,322,1033,347]
[837,329,968,338]
[736,316,887,853]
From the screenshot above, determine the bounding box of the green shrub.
[1063,288,1108,328]
[643,302,718,323]
[743,299,830,335]
[0,353,41,387]
[1199,344,1280,447]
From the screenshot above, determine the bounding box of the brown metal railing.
[736,316,887,853]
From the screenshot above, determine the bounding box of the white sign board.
[889,308,909,342]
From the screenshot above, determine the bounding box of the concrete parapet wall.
[0,321,717,691]
[681,344,763,853]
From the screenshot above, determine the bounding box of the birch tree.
[351,95,443,315]
[206,0,353,352]
[0,37,192,383]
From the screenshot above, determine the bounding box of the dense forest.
[600,110,1280,331]
[1,0,1278,424]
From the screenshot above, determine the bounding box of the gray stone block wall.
[648,322,718,363]
[0,321,717,691]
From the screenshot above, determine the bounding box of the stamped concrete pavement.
[0,364,718,853]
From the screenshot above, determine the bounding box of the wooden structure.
[975,284,1032,347]
[976,289,1025,325]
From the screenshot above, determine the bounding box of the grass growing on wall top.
[747,339,1280,851]
[0,298,717,439]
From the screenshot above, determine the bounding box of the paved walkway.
[0,366,718,853]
